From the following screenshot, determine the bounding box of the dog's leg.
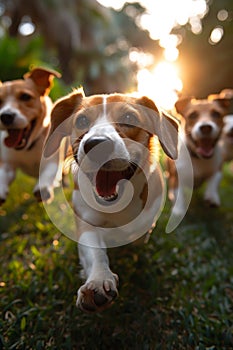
[76,231,118,313]
[33,160,58,202]
[0,163,16,204]
[167,158,178,203]
[167,158,187,217]
[34,150,62,202]
[204,170,222,207]
[34,138,68,202]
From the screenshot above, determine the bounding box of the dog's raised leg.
[0,163,16,204]
[76,231,118,313]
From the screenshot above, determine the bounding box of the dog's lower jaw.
[83,161,138,204]
[93,187,118,203]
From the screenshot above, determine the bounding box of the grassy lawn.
[0,165,233,350]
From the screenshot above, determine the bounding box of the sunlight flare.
[137,62,183,110]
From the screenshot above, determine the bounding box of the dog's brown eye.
[75,114,90,129]
[119,113,139,128]
[20,93,32,101]
[211,110,221,119]
[187,111,198,120]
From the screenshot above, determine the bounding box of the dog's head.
[0,67,60,150]
[45,91,178,202]
[175,95,230,158]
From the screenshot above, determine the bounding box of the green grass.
[0,165,233,350]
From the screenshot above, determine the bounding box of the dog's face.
[0,68,60,150]
[223,115,233,144]
[175,97,230,158]
[46,91,178,202]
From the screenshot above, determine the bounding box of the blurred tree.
[176,0,233,97]
[0,0,232,98]
[0,0,156,94]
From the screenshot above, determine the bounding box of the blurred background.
[0,0,232,109]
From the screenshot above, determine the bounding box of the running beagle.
[167,94,231,216]
[0,67,62,204]
[45,90,179,312]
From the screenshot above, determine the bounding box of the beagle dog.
[45,90,179,312]
[0,67,62,204]
[167,95,231,215]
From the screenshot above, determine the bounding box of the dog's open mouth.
[90,161,138,202]
[191,137,216,158]
[4,119,36,150]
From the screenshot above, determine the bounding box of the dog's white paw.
[0,189,8,205]
[76,274,119,313]
[204,193,220,207]
[33,186,54,203]
[0,197,6,206]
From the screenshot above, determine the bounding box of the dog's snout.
[200,124,213,135]
[0,112,16,126]
[84,136,114,160]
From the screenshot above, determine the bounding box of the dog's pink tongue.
[197,139,214,158]
[96,170,123,197]
[4,129,24,148]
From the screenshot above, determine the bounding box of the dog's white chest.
[191,149,222,185]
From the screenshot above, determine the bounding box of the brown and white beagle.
[167,94,231,216]
[0,67,63,204]
[44,90,179,312]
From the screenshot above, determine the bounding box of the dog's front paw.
[0,197,6,206]
[76,274,119,313]
[33,187,54,203]
[204,193,220,207]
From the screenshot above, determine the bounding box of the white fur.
[170,133,223,213]
[220,114,233,162]
[72,96,166,312]
[191,120,219,140]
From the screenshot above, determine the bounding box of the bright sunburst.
[137,62,183,110]
[97,0,208,109]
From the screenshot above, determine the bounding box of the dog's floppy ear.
[159,109,179,159]
[208,93,231,111]
[44,90,83,157]
[24,67,61,95]
[175,97,192,115]
[137,96,179,159]
[219,89,233,99]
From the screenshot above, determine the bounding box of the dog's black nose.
[200,124,213,135]
[84,136,114,161]
[0,112,16,126]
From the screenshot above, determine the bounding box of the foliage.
[175,0,233,97]
[0,165,233,349]
[0,0,231,97]
[0,0,156,94]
